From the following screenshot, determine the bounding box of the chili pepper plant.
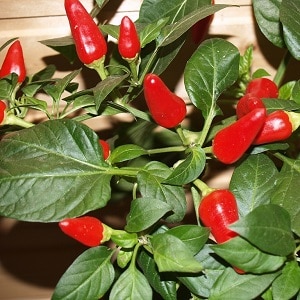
[0,0,300,299]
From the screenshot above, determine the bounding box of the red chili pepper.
[99,139,110,160]
[64,0,107,65]
[143,73,187,128]
[212,108,266,164]
[191,0,214,45]
[0,40,26,83]
[236,94,265,119]
[0,100,6,124]
[253,110,293,145]
[245,78,278,99]
[59,216,110,247]
[118,16,141,60]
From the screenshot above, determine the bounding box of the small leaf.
[167,225,209,255]
[211,237,286,274]
[164,146,206,185]
[138,249,177,300]
[230,154,279,217]
[109,265,152,300]
[52,246,115,300]
[184,38,240,119]
[109,144,147,164]
[110,231,138,248]
[209,268,280,300]
[125,197,172,232]
[272,261,300,300]
[230,204,296,256]
[152,233,203,273]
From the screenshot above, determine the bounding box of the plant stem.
[193,179,214,196]
[197,107,216,147]
[273,50,292,87]
[147,145,186,155]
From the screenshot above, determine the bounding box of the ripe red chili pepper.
[212,108,266,164]
[245,78,278,99]
[191,0,214,45]
[198,189,238,243]
[236,94,265,119]
[253,110,293,145]
[143,73,187,128]
[64,0,107,65]
[59,216,111,247]
[0,40,26,83]
[99,139,110,160]
[0,100,7,125]
[118,16,141,60]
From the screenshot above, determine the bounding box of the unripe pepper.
[118,16,140,60]
[236,93,265,119]
[143,73,187,128]
[59,216,112,247]
[64,0,107,65]
[253,110,293,145]
[0,40,26,83]
[191,0,214,45]
[245,78,278,99]
[99,139,110,160]
[212,108,266,164]
[198,189,238,243]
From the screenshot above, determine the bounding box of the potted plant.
[0,0,299,299]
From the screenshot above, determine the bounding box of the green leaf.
[211,237,286,274]
[263,98,300,112]
[93,74,128,111]
[252,0,285,48]
[167,225,209,255]
[272,261,300,300]
[139,18,170,48]
[164,146,206,185]
[152,233,203,273]
[279,81,297,100]
[110,231,138,248]
[137,162,186,222]
[138,249,177,300]
[271,158,300,236]
[280,0,300,60]
[52,246,115,300]
[184,38,240,119]
[230,204,296,256]
[22,96,48,114]
[109,265,152,300]
[0,119,112,222]
[0,76,17,100]
[209,268,280,300]
[109,144,147,164]
[125,197,173,232]
[229,154,279,217]
[158,4,230,46]
[291,80,300,103]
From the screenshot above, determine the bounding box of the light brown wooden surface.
[0,1,295,299]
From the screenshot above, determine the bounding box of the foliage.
[0,0,300,299]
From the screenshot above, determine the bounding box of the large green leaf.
[137,161,186,222]
[52,246,115,300]
[252,0,285,48]
[209,268,279,300]
[0,119,112,222]
[280,0,300,60]
[271,157,300,236]
[184,38,240,119]
[230,204,296,256]
[211,237,286,274]
[230,154,279,217]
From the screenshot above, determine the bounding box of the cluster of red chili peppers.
[212,77,300,164]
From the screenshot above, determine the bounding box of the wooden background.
[0,1,297,299]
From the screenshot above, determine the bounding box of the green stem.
[197,107,216,147]
[147,145,186,155]
[128,58,140,85]
[5,114,34,128]
[176,125,189,145]
[273,50,292,87]
[193,179,214,196]
[129,242,142,269]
